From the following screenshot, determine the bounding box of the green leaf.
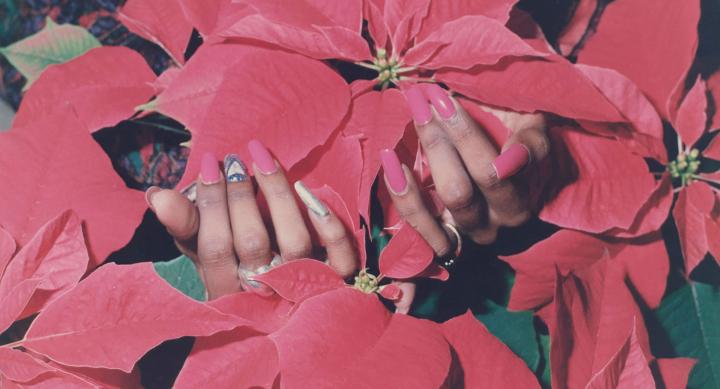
[153,255,207,302]
[537,333,551,389]
[0,18,101,87]
[475,300,540,372]
[653,281,720,388]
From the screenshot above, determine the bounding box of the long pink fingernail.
[248,139,278,174]
[492,144,530,180]
[381,149,408,194]
[422,84,456,120]
[200,152,221,184]
[402,85,432,124]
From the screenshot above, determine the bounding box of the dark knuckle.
[227,187,255,202]
[442,186,475,212]
[503,210,531,227]
[201,239,235,265]
[324,229,349,248]
[397,204,421,219]
[283,242,312,260]
[477,170,500,189]
[472,229,497,245]
[536,135,551,158]
[420,130,447,151]
[235,233,269,259]
[447,121,473,143]
[266,186,294,200]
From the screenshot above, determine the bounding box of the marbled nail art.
[180,182,197,202]
[224,154,248,182]
[294,181,329,217]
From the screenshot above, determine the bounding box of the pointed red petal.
[14,47,156,132]
[269,288,451,388]
[175,331,278,388]
[417,0,517,42]
[342,89,411,223]
[23,263,248,372]
[556,0,598,55]
[655,358,696,389]
[119,0,194,64]
[438,57,625,122]
[214,0,368,60]
[364,0,388,48]
[673,182,716,275]
[252,259,345,303]
[208,292,294,334]
[550,260,652,388]
[0,348,55,383]
[0,211,88,332]
[0,226,15,279]
[673,76,708,148]
[160,44,351,189]
[288,133,363,232]
[404,15,543,70]
[704,133,720,160]
[577,0,700,120]
[539,126,657,234]
[442,311,540,388]
[586,323,655,389]
[604,174,674,238]
[503,229,668,311]
[0,113,146,266]
[383,0,430,54]
[379,223,434,279]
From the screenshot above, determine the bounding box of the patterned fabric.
[0,0,189,190]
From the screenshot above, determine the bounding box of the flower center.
[354,48,416,88]
[668,148,701,186]
[353,268,380,294]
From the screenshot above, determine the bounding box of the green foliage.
[0,18,100,87]
[475,300,540,372]
[653,281,720,388]
[153,255,207,302]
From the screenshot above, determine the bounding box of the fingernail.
[248,139,278,175]
[402,85,432,124]
[145,186,160,211]
[492,144,530,180]
[294,181,329,217]
[380,149,408,194]
[200,152,221,184]
[224,154,248,183]
[422,84,456,120]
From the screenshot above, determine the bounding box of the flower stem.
[354,61,380,71]
[398,76,436,83]
[692,174,720,186]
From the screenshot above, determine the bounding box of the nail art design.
[294,181,330,217]
[380,149,408,194]
[224,154,248,183]
[492,144,530,180]
[248,139,278,174]
[200,152,221,184]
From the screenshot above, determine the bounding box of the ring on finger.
[441,223,463,267]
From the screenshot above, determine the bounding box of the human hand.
[145,140,359,300]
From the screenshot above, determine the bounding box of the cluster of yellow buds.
[353,268,380,294]
[668,148,701,186]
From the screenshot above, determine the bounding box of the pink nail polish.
[200,152,221,184]
[402,85,432,124]
[145,186,160,211]
[248,139,278,174]
[492,144,530,180]
[422,84,456,120]
[380,149,408,194]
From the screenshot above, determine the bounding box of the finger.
[402,85,486,233]
[294,181,358,278]
[381,149,453,257]
[196,152,240,299]
[393,281,416,315]
[502,123,550,166]
[223,154,272,270]
[478,105,549,164]
[146,186,199,255]
[424,84,529,227]
[249,140,312,261]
